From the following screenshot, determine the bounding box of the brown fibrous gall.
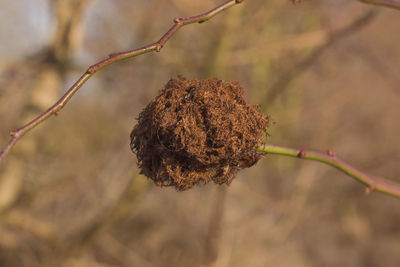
[130,76,269,190]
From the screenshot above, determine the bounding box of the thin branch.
[0,0,244,166]
[258,145,400,199]
[264,10,376,106]
[358,0,400,10]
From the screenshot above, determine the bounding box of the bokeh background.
[0,0,400,266]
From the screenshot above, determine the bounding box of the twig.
[0,0,244,166]
[358,0,400,10]
[258,145,400,199]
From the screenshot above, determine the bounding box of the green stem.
[257,144,400,199]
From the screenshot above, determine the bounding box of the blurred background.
[0,0,400,266]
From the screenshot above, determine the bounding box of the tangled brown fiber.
[130,76,269,190]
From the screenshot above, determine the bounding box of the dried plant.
[131,76,268,190]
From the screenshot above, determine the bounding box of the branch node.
[155,44,162,52]
[9,130,17,137]
[327,149,336,157]
[109,52,118,58]
[54,103,64,116]
[292,0,301,4]
[87,66,96,74]
[297,150,306,158]
[173,17,182,24]
[235,0,244,3]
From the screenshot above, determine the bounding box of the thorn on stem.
[293,0,301,4]
[297,150,306,158]
[9,131,17,137]
[235,0,244,3]
[327,150,336,157]
[365,186,374,194]
[54,104,63,116]
[174,18,182,23]
[155,44,162,52]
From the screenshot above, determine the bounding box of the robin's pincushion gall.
[130,76,269,190]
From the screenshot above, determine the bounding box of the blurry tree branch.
[58,175,148,264]
[258,145,400,199]
[264,10,376,106]
[0,0,244,166]
[292,0,400,10]
[203,187,227,267]
[358,0,400,10]
[48,0,93,64]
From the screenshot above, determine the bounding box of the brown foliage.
[130,76,269,190]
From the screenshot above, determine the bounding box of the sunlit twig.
[258,145,400,199]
